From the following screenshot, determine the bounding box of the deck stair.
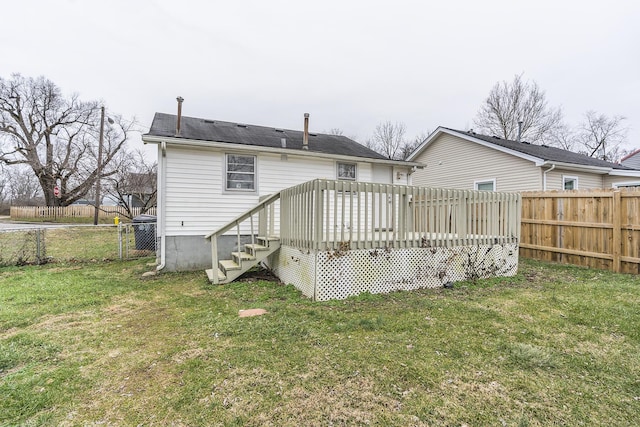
[205,236,280,283]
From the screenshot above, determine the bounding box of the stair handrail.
[204,191,281,240]
[205,191,281,285]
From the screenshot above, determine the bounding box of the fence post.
[118,223,123,259]
[612,191,621,273]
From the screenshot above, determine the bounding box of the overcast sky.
[2,0,639,160]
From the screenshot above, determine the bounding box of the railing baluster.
[211,237,219,284]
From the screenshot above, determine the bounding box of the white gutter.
[142,135,424,168]
[608,169,640,177]
[536,160,612,174]
[543,164,556,190]
[156,141,167,271]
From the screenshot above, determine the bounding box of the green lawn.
[1,259,639,426]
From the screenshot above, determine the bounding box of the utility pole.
[93,106,105,226]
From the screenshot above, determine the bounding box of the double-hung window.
[226,154,256,191]
[337,162,357,181]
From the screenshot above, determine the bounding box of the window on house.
[613,182,640,188]
[563,176,578,190]
[226,154,256,191]
[474,179,496,191]
[337,162,357,181]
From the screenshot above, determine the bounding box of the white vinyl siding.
[163,146,388,235]
[604,175,640,188]
[411,134,540,191]
[544,169,602,190]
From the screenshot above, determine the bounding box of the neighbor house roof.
[409,127,636,172]
[145,112,392,162]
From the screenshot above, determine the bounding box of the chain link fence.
[0,224,157,267]
[118,222,157,260]
[0,229,47,266]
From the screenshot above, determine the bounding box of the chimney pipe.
[176,96,184,136]
[302,113,309,150]
[517,120,523,142]
[281,137,287,148]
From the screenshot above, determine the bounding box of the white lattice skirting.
[271,243,519,301]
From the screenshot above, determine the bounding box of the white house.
[408,127,640,191]
[142,111,422,272]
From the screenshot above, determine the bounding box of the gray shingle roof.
[145,113,388,160]
[446,128,633,170]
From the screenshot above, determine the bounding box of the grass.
[1,258,639,425]
[0,226,124,266]
[45,227,120,261]
[10,217,116,225]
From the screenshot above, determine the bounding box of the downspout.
[543,164,556,190]
[156,141,167,271]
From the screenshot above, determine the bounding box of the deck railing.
[280,179,521,251]
[204,179,521,281]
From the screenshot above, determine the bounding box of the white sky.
[2,0,639,160]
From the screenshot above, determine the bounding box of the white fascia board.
[142,135,423,168]
[608,169,640,177]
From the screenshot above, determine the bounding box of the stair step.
[219,259,240,272]
[232,251,255,261]
[244,243,269,251]
[205,268,226,282]
[257,236,280,245]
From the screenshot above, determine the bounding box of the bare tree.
[366,121,407,159]
[575,111,628,162]
[5,165,43,205]
[103,150,157,219]
[548,123,579,151]
[328,128,344,136]
[0,74,133,206]
[474,74,564,144]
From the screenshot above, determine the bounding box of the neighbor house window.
[563,176,578,190]
[474,179,496,191]
[613,181,640,188]
[337,162,357,180]
[226,154,256,191]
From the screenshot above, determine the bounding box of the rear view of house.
[142,107,524,300]
[143,109,420,273]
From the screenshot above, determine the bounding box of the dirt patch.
[236,267,281,283]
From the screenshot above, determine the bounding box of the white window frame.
[474,178,496,191]
[612,181,640,188]
[563,175,578,190]
[336,162,357,181]
[225,153,257,192]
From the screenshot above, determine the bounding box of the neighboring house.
[620,148,640,171]
[142,112,422,272]
[119,172,157,208]
[408,127,640,191]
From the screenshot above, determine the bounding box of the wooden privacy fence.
[520,189,640,274]
[10,205,157,220]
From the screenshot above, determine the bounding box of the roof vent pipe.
[281,137,286,148]
[303,113,309,150]
[517,120,523,142]
[176,96,184,136]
